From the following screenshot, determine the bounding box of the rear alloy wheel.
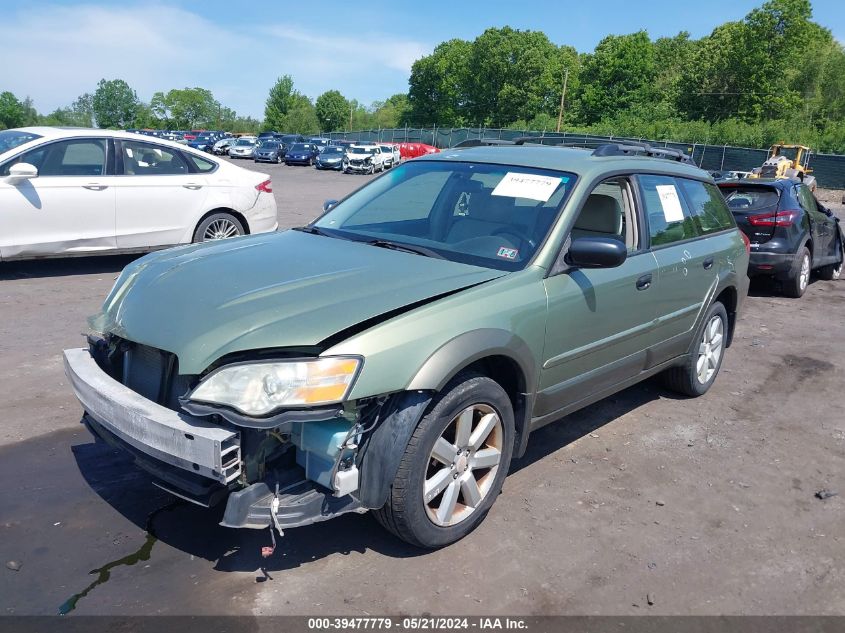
[784,246,811,298]
[663,301,728,397]
[374,373,514,548]
[193,213,245,243]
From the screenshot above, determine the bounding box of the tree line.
[403,0,845,152]
[1,0,843,152]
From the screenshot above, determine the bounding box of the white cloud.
[0,3,431,118]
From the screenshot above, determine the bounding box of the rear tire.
[374,373,515,549]
[784,246,811,298]
[662,301,728,397]
[192,213,245,243]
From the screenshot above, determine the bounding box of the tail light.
[739,230,751,254]
[256,179,272,193]
[747,210,799,227]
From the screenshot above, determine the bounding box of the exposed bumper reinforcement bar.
[63,348,241,485]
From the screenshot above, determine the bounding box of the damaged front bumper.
[63,347,367,530]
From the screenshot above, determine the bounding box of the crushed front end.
[63,334,380,532]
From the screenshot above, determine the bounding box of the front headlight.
[189,357,361,416]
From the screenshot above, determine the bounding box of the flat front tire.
[662,301,728,397]
[374,373,515,549]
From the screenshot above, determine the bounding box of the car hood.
[92,230,506,374]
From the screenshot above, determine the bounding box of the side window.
[2,139,106,177]
[796,185,819,214]
[120,140,189,176]
[571,177,639,252]
[184,153,217,173]
[678,179,736,235]
[639,175,699,247]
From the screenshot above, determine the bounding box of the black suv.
[718,179,843,297]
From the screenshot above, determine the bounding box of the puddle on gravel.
[58,499,181,615]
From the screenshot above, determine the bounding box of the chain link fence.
[322,127,845,189]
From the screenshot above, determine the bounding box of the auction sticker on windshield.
[492,172,561,202]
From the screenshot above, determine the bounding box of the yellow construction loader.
[749,143,816,190]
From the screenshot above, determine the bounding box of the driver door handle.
[703,257,714,270]
[182,183,203,190]
[82,183,108,191]
[636,273,652,291]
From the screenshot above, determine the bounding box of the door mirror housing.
[323,199,339,212]
[567,236,627,269]
[7,162,38,183]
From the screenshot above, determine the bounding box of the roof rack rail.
[512,136,692,164]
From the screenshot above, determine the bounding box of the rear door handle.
[182,183,203,190]
[703,257,714,270]
[82,183,108,190]
[636,273,652,291]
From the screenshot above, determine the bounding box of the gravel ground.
[0,162,842,616]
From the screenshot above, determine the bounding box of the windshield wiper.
[365,239,445,259]
[292,225,332,237]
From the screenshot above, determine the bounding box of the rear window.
[720,187,780,211]
[679,179,736,234]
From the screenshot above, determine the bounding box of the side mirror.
[7,162,38,183]
[567,236,627,269]
[323,199,339,212]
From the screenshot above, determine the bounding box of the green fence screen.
[322,128,845,189]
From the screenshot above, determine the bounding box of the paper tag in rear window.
[655,184,685,222]
[492,172,562,202]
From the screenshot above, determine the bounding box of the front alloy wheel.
[374,373,514,549]
[423,404,503,527]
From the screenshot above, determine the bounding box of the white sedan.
[0,128,277,261]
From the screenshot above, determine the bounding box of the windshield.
[290,143,310,152]
[314,161,576,271]
[235,138,253,146]
[281,135,299,144]
[0,130,41,155]
[349,147,374,155]
[260,141,279,149]
[380,146,394,152]
[323,147,344,155]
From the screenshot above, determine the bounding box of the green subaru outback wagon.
[64,142,749,548]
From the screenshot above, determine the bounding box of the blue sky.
[2,1,843,119]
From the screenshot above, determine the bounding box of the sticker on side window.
[655,184,685,222]
[497,246,519,260]
[492,172,561,202]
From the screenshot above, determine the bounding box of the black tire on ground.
[192,212,245,243]
[817,238,843,281]
[662,301,728,397]
[373,373,515,549]
[783,246,811,298]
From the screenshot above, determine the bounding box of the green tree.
[0,92,27,129]
[576,31,656,124]
[282,94,320,134]
[407,39,472,126]
[150,88,219,129]
[92,78,139,128]
[315,90,350,131]
[373,93,410,128]
[264,75,296,130]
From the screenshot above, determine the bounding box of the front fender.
[406,328,537,394]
